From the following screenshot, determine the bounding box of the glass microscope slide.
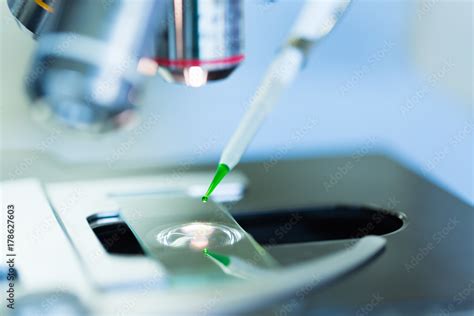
[116,196,278,286]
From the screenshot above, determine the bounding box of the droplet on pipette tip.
[202,163,230,203]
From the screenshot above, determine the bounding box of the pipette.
[202,0,351,202]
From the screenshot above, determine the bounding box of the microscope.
[8,0,244,131]
[3,1,473,315]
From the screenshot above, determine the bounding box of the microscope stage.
[1,155,472,315]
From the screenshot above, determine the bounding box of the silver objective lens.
[24,0,158,132]
[154,0,244,87]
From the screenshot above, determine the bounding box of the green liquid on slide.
[203,248,231,267]
[201,163,230,203]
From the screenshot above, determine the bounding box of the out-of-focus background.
[0,0,472,203]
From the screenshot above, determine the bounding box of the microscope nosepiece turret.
[8,0,244,132]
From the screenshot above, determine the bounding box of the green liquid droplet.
[201,163,230,203]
